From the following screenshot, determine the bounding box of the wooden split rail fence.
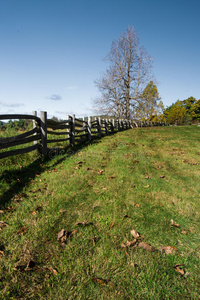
[0,112,132,160]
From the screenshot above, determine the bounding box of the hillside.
[0,126,200,299]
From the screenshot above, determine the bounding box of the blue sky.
[0,0,200,118]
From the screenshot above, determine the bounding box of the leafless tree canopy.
[93,27,153,119]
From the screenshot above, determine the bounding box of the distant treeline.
[164,96,200,125]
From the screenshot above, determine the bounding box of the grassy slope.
[0,126,200,299]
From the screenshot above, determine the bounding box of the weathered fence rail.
[0,112,133,160]
[0,111,169,160]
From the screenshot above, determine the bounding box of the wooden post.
[117,119,120,131]
[95,117,98,135]
[32,111,37,145]
[71,114,75,146]
[40,111,47,157]
[112,119,115,133]
[105,119,108,135]
[98,117,101,137]
[67,115,70,144]
[121,119,124,131]
[88,116,91,141]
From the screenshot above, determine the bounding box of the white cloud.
[0,101,24,107]
[66,86,79,90]
[48,94,62,101]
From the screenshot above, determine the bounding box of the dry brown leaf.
[138,242,155,252]
[126,239,137,247]
[75,221,93,226]
[145,176,152,179]
[130,229,140,238]
[181,230,187,235]
[171,219,180,228]
[46,266,58,275]
[31,206,43,215]
[159,245,178,256]
[123,214,130,218]
[17,226,27,235]
[57,229,77,244]
[133,203,140,207]
[98,170,104,175]
[109,222,114,229]
[0,221,8,228]
[108,176,115,180]
[160,175,165,178]
[0,250,4,257]
[174,264,184,275]
[91,277,109,285]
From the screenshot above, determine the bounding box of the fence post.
[121,119,124,131]
[88,116,91,141]
[40,111,47,158]
[98,117,101,137]
[105,119,108,135]
[95,117,98,135]
[32,111,37,145]
[112,119,115,133]
[67,115,71,144]
[71,114,75,146]
[117,119,120,131]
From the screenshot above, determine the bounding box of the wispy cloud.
[66,86,79,90]
[0,101,24,107]
[48,94,62,101]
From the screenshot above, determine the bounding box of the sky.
[0,0,200,119]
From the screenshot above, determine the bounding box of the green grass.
[0,125,200,299]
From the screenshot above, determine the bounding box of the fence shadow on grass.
[0,137,101,209]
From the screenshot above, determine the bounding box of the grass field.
[0,125,200,299]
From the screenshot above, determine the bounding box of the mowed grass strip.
[0,126,200,299]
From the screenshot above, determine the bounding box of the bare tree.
[93,27,153,119]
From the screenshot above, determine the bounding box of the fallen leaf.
[138,242,155,252]
[171,219,180,227]
[181,230,187,235]
[76,161,86,165]
[174,264,184,275]
[126,239,137,247]
[98,170,104,175]
[46,266,58,275]
[133,160,139,164]
[75,221,93,226]
[31,206,43,215]
[109,222,114,229]
[159,246,178,256]
[17,226,27,235]
[160,175,165,178]
[145,176,152,179]
[57,229,66,241]
[0,250,4,257]
[91,277,109,285]
[108,176,115,180]
[133,203,140,207]
[102,187,107,190]
[86,168,92,171]
[57,229,77,244]
[123,214,130,218]
[144,185,150,188]
[130,229,140,238]
[0,221,8,228]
